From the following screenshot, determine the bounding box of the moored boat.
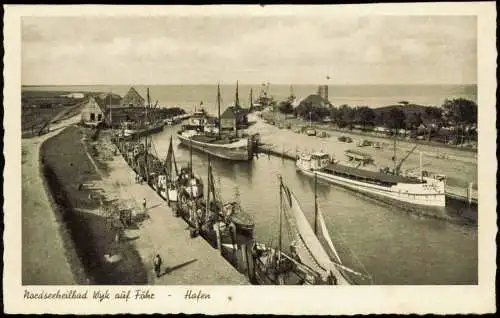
[251,175,369,285]
[296,150,446,207]
[176,83,258,161]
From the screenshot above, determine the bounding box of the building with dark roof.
[220,106,249,131]
[121,87,145,108]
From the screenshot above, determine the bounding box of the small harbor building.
[121,87,146,108]
[220,106,249,131]
[81,93,122,127]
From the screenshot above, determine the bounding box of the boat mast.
[278,175,283,258]
[217,83,221,140]
[419,151,423,181]
[235,80,240,108]
[206,154,210,219]
[109,90,112,128]
[392,134,397,174]
[166,136,173,181]
[314,172,318,235]
[145,88,150,183]
[189,138,193,177]
[249,88,253,111]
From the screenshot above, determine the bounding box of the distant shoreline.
[22,83,478,88]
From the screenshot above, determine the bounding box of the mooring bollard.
[467,182,473,206]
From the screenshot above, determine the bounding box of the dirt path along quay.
[22,115,81,285]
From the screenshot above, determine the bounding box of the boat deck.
[322,163,423,185]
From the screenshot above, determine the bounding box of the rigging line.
[322,211,371,281]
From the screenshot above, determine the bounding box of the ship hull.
[177,133,252,161]
[297,166,446,208]
[124,124,164,138]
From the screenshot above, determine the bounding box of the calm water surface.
[151,126,477,285]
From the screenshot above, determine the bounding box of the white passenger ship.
[296,152,446,207]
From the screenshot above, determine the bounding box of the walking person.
[153,254,162,278]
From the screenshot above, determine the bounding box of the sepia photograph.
[4,3,496,315]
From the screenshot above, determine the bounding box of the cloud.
[21,15,477,85]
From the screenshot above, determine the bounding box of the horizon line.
[22,83,478,87]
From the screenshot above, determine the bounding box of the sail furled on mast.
[235,81,240,108]
[317,205,342,265]
[164,137,178,182]
[279,186,360,284]
[286,191,334,274]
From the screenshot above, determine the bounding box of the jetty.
[93,134,249,284]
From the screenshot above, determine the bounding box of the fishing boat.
[121,121,163,139]
[199,156,255,236]
[177,140,204,200]
[252,175,368,285]
[155,136,180,205]
[119,91,164,139]
[177,83,258,161]
[175,156,254,244]
[296,143,446,207]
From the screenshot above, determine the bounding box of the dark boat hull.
[177,133,253,161]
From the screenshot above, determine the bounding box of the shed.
[81,96,107,126]
[121,87,145,108]
[220,106,249,131]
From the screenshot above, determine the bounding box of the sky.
[21,14,477,85]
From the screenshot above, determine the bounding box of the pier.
[92,134,249,284]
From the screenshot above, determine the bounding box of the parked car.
[306,128,317,136]
[357,140,372,147]
[338,135,347,142]
[345,137,353,143]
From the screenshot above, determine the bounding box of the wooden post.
[241,243,248,273]
[230,223,237,263]
[245,242,255,283]
[281,145,284,162]
[467,182,473,206]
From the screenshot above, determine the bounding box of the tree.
[356,106,376,129]
[442,98,477,125]
[375,110,386,127]
[405,112,423,131]
[442,98,477,144]
[334,104,350,128]
[278,101,294,114]
[387,107,406,134]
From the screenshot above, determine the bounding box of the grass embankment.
[22,90,87,138]
[41,126,148,284]
[22,103,86,138]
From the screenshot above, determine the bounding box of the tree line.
[277,97,478,143]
